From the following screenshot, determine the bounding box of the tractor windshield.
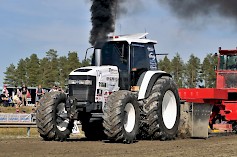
[219,55,237,70]
[91,41,129,67]
[101,41,128,66]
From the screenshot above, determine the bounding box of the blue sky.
[0,0,237,87]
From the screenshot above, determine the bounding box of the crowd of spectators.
[0,84,65,112]
[0,84,30,112]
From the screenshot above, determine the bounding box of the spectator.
[2,85,9,97]
[1,85,9,107]
[13,86,22,112]
[13,85,21,98]
[50,85,58,92]
[58,86,64,93]
[21,84,28,106]
[36,84,45,106]
[198,80,205,88]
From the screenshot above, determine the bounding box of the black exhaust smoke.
[89,0,122,46]
[89,0,237,46]
[157,0,237,20]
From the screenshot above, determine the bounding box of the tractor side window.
[131,44,149,70]
[219,55,237,70]
[219,55,225,70]
[131,43,149,86]
[226,55,237,70]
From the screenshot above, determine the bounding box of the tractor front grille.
[68,75,96,102]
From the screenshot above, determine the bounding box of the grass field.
[0,128,39,138]
[0,106,36,113]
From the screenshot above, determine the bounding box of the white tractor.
[36,33,180,143]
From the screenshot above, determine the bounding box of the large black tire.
[103,90,140,143]
[140,76,180,140]
[36,91,73,141]
[231,121,237,134]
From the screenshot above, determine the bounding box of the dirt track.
[0,135,237,157]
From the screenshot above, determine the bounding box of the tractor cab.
[216,47,237,101]
[91,33,158,90]
[216,47,237,90]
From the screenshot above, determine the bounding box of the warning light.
[109,36,120,39]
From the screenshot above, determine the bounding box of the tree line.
[4,49,90,89]
[158,53,217,88]
[4,49,217,89]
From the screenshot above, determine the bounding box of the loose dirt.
[0,135,237,157]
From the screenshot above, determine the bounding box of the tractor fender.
[137,71,172,100]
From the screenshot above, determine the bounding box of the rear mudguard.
[137,71,171,100]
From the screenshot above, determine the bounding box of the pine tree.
[24,57,30,85]
[4,64,17,86]
[158,56,172,74]
[26,54,40,86]
[171,53,184,88]
[201,53,217,87]
[58,56,69,88]
[185,54,201,88]
[15,59,27,86]
[81,58,91,67]
[67,51,81,73]
[38,57,50,87]
[44,49,59,87]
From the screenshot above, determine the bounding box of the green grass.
[0,128,85,139]
[0,128,39,138]
[0,106,36,113]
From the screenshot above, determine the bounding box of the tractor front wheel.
[36,91,73,141]
[103,90,140,143]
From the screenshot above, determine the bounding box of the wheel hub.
[162,90,177,129]
[124,103,136,133]
[56,102,69,132]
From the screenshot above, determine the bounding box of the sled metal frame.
[191,103,213,138]
[179,88,228,138]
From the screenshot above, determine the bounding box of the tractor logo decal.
[109,68,118,74]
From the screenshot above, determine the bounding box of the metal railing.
[0,122,37,137]
[0,113,36,137]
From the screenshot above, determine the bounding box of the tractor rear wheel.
[36,91,73,141]
[140,76,180,140]
[103,90,140,143]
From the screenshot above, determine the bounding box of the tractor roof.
[107,33,157,44]
[219,47,237,55]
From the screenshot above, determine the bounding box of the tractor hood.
[68,66,120,103]
[69,66,119,77]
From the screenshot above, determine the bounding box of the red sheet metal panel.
[222,102,237,121]
[179,88,228,103]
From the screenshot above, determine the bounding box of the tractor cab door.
[130,43,157,86]
[95,41,130,90]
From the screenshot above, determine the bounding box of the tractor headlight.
[68,80,92,85]
[81,80,93,85]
